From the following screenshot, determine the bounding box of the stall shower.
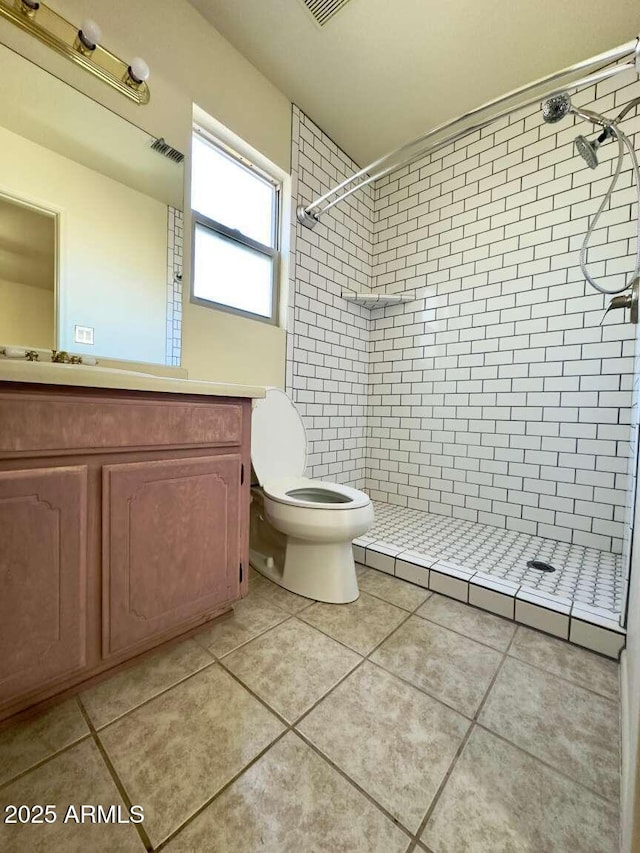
[288,52,640,654]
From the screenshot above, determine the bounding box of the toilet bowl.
[250,388,374,603]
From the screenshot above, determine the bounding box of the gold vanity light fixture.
[0,0,151,104]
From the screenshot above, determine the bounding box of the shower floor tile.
[365,501,624,614]
[358,501,626,656]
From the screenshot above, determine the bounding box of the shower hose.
[580,123,640,295]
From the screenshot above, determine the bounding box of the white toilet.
[249,388,374,603]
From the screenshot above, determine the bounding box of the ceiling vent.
[299,0,354,27]
[150,137,185,164]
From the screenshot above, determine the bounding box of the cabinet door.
[0,467,87,707]
[103,455,241,656]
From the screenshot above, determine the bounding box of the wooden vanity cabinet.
[0,383,253,722]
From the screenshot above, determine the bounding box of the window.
[191,129,281,323]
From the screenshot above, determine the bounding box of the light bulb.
[128,57,150,84]
[78,18,102,50]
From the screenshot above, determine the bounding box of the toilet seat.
[262,477,371,510]
[252,388,371,514]
[252,388,307,485]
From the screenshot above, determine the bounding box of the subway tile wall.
[288,105,374,488]
[289,66,640,553]
[367,68,640,553]
[166,206,183,367]
[622,276,640,615]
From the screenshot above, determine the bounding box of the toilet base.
[251,538,359,604]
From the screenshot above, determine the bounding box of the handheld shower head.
[575,135,599,169]
[574,127,613,169]
[542,92,572,124]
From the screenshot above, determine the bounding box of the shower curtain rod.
[297,37,640,229]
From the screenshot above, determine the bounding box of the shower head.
[542,92,572,124]
[574,135,599,169]
[574,127,614,169]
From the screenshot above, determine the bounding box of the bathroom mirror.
[0,42,184,365]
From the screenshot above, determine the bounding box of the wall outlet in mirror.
[74,325,94,345]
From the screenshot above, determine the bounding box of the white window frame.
[190,107,290,327]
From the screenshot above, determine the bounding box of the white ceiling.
[189,0,640,166]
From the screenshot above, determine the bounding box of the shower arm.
[571,105,614,128]
[297,37,640,228]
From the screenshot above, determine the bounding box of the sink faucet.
[51,350,86,365]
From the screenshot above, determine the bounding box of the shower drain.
[526,560,556,573]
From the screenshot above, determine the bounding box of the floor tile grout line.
[292,605,488,841]
[365,652,485,723]
[367,605,516,721]
[171,608,428,844]
[472,718,621,807]
[292,607,412,660]
[412,605,516,653]
[473,630,618,807]
[3,606,295,757]
[193,598,295,658]
[218,604,418,733]
[75,694,154,853]
[215,656,300,730]
[352,584,431,614]
[473,628,518,722]
[291,609,417,729]
[292,728,413,843]
[153,658,388,847]
[153,727,291,852]
[504,647,621,702]
[411,722,476,845]
[212,611,295,662]
[90,657,220,734]
[5,607,323,779]
[411,629,517,841]
[155,610,418,850]
[0,727,93,793]
[93,624,381,853]
[249,584,317,617]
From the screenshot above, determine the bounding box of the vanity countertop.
[0,359,266,399]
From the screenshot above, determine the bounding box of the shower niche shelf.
[341,292,412,308]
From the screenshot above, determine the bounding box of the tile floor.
[0,566,621,853]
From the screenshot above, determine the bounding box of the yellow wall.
[0,279,54,348]
[0,0,291,387]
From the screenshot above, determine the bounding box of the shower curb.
[354,540,626,660]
